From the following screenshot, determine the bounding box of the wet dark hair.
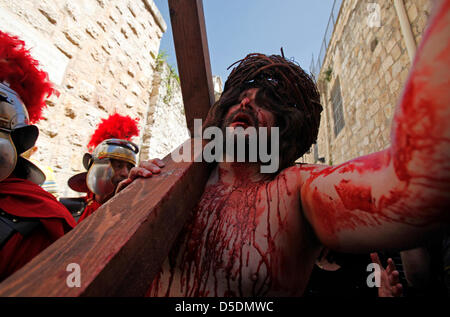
[204,53,322,172]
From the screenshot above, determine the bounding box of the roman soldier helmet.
[68,114,139,199]
[0,31,54,184]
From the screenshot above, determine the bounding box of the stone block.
[391,60,403,78]
[128,2,138,18]
[389,80,400,95]
[63,22,86,48]
[64,2,81,22]
[77,80,95,102]
[112,86,122,99]
[96,0,106,8]
[86,23,101,39]
[38,1,60,25]
[101,42,112,55]
[90,46,107,63]
[116,53,128,67]
[384,70,392,85]
[97,19,108,32]
[391,43,402,61]
[399,68,409,85]
[127,21,139,37]
[119,74,130,89]
[109,11,120,24]
[54,33,76,59]
[383,103,394,120]
[115,4,125,15]
[121,27,130,39]
[64,106,76,119]
[96,76,112,92]
[407,4,418,22]
[95,94,112,112]
[381,55,394,72]
[385,36,396,54]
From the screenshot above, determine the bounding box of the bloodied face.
[218,88,279,167]
[204,54,323,171]
[222,88,275,131]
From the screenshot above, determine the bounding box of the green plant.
[155,50,168,70]
[324,67,333,82]
[156,50,180,104]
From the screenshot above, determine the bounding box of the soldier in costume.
[66,114,165,223]
[0,31,76,281]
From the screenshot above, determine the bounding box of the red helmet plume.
[0,31,55,123]
[87,113,140,151]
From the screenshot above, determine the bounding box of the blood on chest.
[150,175,308,297]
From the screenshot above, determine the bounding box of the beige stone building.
[0,0,192,197]
[301,0,433,165]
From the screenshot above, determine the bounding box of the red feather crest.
[88,113,140,151]
[0,31,55,123]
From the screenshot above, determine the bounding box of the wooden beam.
[169,0,215,136]
[0,140,211,296]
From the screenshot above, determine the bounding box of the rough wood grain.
[169,0,215,136]
[0,140,211,296]
[0,1,215,297]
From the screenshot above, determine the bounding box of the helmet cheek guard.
[86,159,115,200]
[11,125,39,154]
[0,131,17,181]
[84,139,139,199]
[0,82,44,184]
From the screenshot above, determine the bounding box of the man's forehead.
[239,88,259,99]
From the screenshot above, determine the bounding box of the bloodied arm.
[300,0,450,253]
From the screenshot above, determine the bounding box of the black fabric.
[0,217,15,249]
[58,197,86,222]
[0,209,40,248]
[304,253,378,297]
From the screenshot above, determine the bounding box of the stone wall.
[140,61,190,161]
[139,68,224,161]
[300,0,432,165]
[0,0,167,197]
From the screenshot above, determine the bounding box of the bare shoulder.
[270,163,330,202]
[278,163,330,187]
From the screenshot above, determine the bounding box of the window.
[313,143,319,163]
[331,78,345,137]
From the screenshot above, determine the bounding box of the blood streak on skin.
[334,180,374,213]
[148,5,450,296]
[148,169,292,297]
[392,0,450,184]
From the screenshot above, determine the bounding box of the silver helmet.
[0,82,44,184]
[85,139,139,199]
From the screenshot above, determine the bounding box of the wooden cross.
[0,0,214,296]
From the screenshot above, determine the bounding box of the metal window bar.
[309,0,343,80]
[331,78,345,136]
[313,143,319,163]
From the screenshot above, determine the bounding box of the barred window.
[331,78,345,137]
[313,143,319,163]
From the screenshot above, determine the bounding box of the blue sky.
[154,0,341,83]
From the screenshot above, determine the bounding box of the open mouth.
[230,112,254,128]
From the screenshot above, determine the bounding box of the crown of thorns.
[224,53,320,109]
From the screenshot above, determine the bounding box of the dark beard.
[221,109,259,131]
[215,110,274,164]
